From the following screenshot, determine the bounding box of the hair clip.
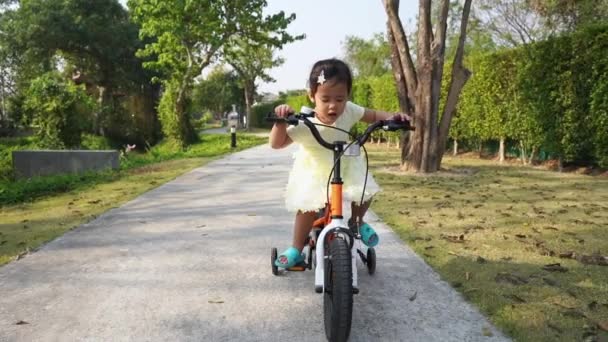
[317,70,326,85]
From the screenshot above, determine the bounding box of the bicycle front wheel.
[323,237,353,342]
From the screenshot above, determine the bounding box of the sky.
[260,0,418,93]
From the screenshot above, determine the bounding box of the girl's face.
[309,81,348,125]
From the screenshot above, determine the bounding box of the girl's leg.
[292,210,317,251]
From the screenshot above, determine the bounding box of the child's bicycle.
[267,107,414,342]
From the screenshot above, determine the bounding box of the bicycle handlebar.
[266,107,415,151]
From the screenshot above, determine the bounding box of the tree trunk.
[384,0,472,173]
[453,139,458,156]
[498,137,505,163]
[519,141,527,164]
[96,86,111,136]
[435,0,473,170]
[528,146,537,165]
[243,81,255,131]
[175,74,198,146]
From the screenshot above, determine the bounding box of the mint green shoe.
[359,222,379,247]
[274,246,304,268]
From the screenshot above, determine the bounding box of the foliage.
[224,35,302,129]
[530,0,608,32]
[129,0,299,146]
[157,79,197,148]
[192,66,244,119]
[456,24,608,165]
[251,101,280,129]
[342,34,390,78]
[81,133,114,150]
[0,0,156,143]
[23,72,95,149]
[285,91,311,113]
[0,136,37,181]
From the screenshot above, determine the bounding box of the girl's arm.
[269,122,293,149]
[361,108,411,124]
[269,104,294,149]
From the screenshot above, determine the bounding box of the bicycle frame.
[312,142,359,293]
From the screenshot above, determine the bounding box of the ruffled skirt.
[285,147,380,213]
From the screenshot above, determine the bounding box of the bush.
[251,101,281,128]
[81,134,114,150]
[23,72,95,149]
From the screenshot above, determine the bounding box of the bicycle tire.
[323,237,353,342]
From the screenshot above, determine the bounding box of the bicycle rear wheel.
[323,237,353,342]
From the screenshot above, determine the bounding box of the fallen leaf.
[547,323,563,333]
[15,320,29,325]
[503,294,526,303]
[495,272,528,285]
[409,291,417,301]
[543,277,558,286]
[563,309,586,318]
[578,254,608,266]
[208,300,224,304]
[559,251,576,259]
[542,263,568,272]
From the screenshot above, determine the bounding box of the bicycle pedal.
[287,262,308,272]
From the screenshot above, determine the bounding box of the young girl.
[270,58,410,268]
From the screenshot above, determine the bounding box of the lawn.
[0,133,266,265]
[368,146,608,342]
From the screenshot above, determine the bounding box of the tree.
[128,0,299,147]
[224,40,293,131]
[192,66,244,120]
[0,0,151,137]
[24,72,95,148]
[473,0,550,47]
[342,34,391,78]
[530,0,608,32]
[383,0,473,173]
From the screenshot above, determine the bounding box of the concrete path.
[0,144,509,342]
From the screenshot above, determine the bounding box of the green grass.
[0,134,266,205]
[0,133,266,265]
[368,146,608,342]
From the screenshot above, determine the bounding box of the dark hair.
[308,58,353,97]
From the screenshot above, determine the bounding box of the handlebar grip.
[266,113,299,125]
[382,120,415,131]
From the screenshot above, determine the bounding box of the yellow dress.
[284,102,381,213]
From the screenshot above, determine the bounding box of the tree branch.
[382,0,418,97]
[439,0,472,143]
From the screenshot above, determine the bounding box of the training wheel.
[271,247,279,276]
[367,247,376,275]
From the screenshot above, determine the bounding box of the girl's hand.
[274,104,294,118]
[390,113,412,123]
